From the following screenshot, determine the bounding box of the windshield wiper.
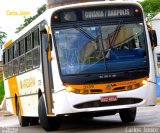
[110,20,123,49]
[73,24,98,42]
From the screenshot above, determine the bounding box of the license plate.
[100,96,118,103]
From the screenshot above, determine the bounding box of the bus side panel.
[18,96,36,116]
[5,79,17,114]
[146,82,156,105]
[4,80,14,114]
[145,21,157,106]
[16,69,44,117]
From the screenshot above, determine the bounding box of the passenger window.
[26,51,33,70]
[33,29,39,47]
[19,56,25,72]
[3,64,8,78]
[33,48,40,67]
[13,59,19,75]
[14,43,19,58]
[20,40,25,55]
[5,51,8,64]
[3,52,5,64]
[8,62,13,77]
[8,46,13,61]
[26,35,32,52]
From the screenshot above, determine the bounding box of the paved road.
[0,104,160,133]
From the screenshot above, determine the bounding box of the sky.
[0,0,46,41]
[0,0,143,41]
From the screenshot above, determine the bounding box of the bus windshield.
[54,22,148,75]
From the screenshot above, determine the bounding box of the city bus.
[3,0,157,131]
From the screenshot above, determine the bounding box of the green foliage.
[16,4,47,33]
[0,31,7,44]
[139,0,160,21]
[140,0,160,13]
[0,81,4,104]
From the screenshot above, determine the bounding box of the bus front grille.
[74,98,143,109]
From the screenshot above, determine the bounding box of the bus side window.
[33,29,40,48]
[13,59,19,75]
[14,43,19,58]
[26,34,32,52]
[19,39,25,73]
[3,51,9,78]
[3,52,5,65]
[19,40,25,55]
[25,34,33,70]
[33,29,40,67]
[19,56,25,73]
[33,48,40,67]
[8,46,14,77]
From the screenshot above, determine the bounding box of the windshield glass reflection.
[54,23,147,75]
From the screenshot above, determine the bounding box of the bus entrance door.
[40,24,54,115]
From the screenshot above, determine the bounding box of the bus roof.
[3,0,141,49]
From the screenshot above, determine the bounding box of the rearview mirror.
[149,30,157,48]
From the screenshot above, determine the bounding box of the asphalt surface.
[0,104,160,133]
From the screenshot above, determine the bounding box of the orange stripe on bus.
[8,77,24,116]
[4,39,12,49]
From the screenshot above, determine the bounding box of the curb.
[0,110,13,117]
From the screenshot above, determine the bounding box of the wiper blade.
[73,24,97,41]
[110,20,123,48]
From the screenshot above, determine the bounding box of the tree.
[139,0,160,21]
[0,31,7,44]
[15,4,47,33]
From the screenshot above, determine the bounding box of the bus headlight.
[66,86,73,92]
[142,80,148,85]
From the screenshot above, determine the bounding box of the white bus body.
[3,1,156,131]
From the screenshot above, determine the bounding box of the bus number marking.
[84,85,94,89]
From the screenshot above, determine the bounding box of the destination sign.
[52,5,143,25]
[82,8,132,20]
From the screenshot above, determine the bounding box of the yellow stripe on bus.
[8,77,24,116]
[3,39,12,49]
[66,77,148,94]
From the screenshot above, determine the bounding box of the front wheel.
[119,107,136,123]
[38,96,61,131]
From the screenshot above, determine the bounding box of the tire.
[38,96,61,131]
[82,114,94,120]
[16,101,29,127]
[29,117,39,126]
[119,107,137,123]
[84,116,94,120]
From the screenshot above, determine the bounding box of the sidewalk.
[0,109,13,117]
